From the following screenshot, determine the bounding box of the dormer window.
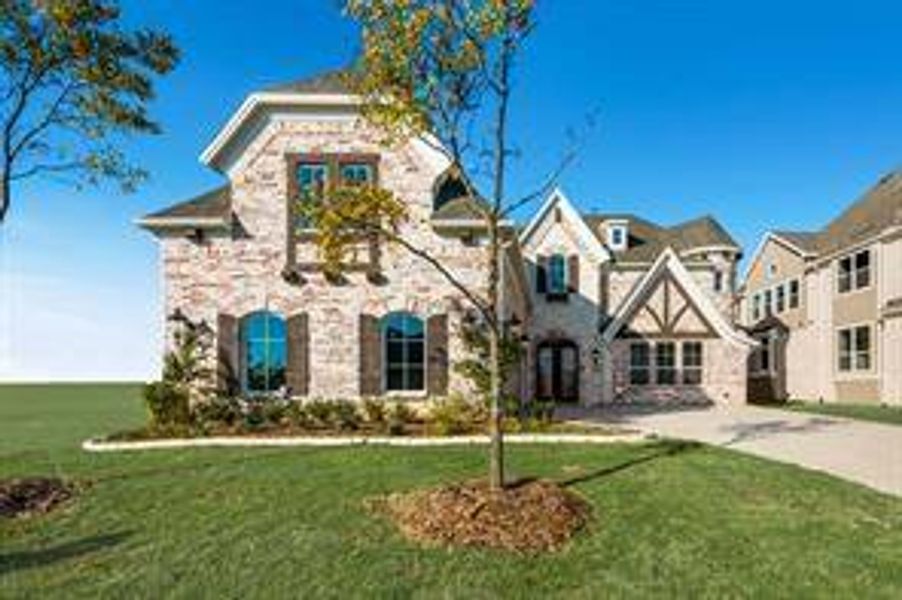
[606,221,628,251]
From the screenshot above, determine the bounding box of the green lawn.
[2,384,902,598]
[780,400,902,427]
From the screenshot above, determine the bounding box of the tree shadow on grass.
[0,531,132,576]
[558,439,701,488]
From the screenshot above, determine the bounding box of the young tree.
[0,0,179,223]
[312,0,573,490]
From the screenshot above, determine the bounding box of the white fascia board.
[200,92,362,170]
[519,187,606,261]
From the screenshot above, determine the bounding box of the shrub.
[242,401,267,430]
[193,396,242,429]
[331,400,361,431]
[143,381,190,429]
[286,402,312,429]
[262,399,289,426]
[387,402,416,436]
[305,399,335,428]
[427,395,486,436]
[361,397,387,425]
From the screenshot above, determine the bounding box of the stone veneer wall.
[160,117,522,399]
[607,338,748,406]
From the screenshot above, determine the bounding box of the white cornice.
[200,92,362,171]
[519,187,607,262]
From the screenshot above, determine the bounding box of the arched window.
[382,312,425,392]
[548,254,567,295]
[241,311,287,393]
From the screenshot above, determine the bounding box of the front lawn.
[2,384,902,598]
[780,400,902,427]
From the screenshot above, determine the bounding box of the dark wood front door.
[536,341,579,402]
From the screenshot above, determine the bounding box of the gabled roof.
[743,169,902,281]
[519,188,608,261]
[583,212,740,263]
[137,185,232,230]
[601,247,755,347]
[817,170,902,255]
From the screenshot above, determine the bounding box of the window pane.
[656,343,676,384]
[764,290,773,315]
[381,312,425,391]
[855,251,871,289]
[630,343,650,367]
[242,311,287,393]
[838,329,852,372]
[776,286,786,313]
[838,257,852,293]
[386,368,405,391]
[789,280,800,308]
[683,369,702,385]
[548,254,567,294]
[340,163,373,184]
[682,342,703,368]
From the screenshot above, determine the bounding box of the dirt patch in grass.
[0,477,76,518]
[370,479,591,553]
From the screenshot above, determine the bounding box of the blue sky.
[1,0,900,381]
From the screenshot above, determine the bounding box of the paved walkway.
[563,405,902,497]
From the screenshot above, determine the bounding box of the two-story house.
[139,71,754,406]
[519,190,753,405]
[741,171,902,405]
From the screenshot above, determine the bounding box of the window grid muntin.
[383,312,426,392]
[242,311,287,393]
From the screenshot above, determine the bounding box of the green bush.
[387,402,416,436]
[361,397,387,425]
[193,396,242,429]
[427,395,486,436]
[262,400,289,426]
[286,402,312,429]
[142,381,191,429]
[331,400,361,431]
[305,399,335,428]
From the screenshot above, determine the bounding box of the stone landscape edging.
[82,432,649,452]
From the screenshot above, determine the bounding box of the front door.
[536,341,579,402]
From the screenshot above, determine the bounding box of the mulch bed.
[370,479,591,553]
[0,477,76,519]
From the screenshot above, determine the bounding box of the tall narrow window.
[713,271,724,293]
[839,325,871,372]
[789,279,800,309]
[241,311,287,393]
[655,342,676,385]
[382,312,425,392]
[838,250,871,293]
[296,163,328,229]
[629,342,651,385]
[682,342,703,385]
[764,289,773,316]
[752,294,762,322]
[776,284,786,313]
[547,254,567,296]
[854,250,871,289]
[759,337,771,373]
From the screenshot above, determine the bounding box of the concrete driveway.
[565,404,902,497]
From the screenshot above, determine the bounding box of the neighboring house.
[139,70,754,406]
[519,191,754,405]
[740,171,902,405]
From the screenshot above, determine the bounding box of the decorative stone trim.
[82,432,648,453]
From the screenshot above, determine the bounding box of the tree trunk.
[487,232,504,491]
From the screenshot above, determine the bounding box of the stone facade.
[157,115,528,400]
[145,82,752,407]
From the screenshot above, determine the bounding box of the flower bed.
[112,395,632,442]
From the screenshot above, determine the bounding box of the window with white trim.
[629,342,651,385]
[655,342,677,385]
[764,289,773,317]
[776,284,786,313]
[838,249,871,294]
[838,325,871,372]
[682,341,703,385]
[713,271,724,293]
[752,293,762,322]
[788,279,800,309]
